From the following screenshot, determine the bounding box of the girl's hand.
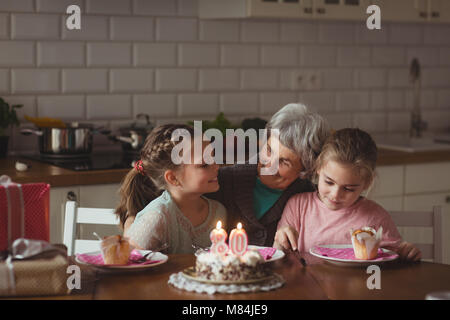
[273,225,299,252]
[395,241,422,262]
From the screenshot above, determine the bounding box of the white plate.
[75,249,168,271]
[309,244,398,267]
[248,245,285,262]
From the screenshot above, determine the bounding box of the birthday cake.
[195,249,269,282]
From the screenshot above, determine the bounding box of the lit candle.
[229,222,248,256]
[209,220,228,255]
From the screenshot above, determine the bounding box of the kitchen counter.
[2,148,450,187]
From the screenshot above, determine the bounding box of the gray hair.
[266,103,330,179]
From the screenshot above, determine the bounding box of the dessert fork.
[129,243,168,263]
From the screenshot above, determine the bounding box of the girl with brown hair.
[116,124,227,254]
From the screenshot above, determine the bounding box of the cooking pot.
[21,122,109,156]
[109,114,154,153]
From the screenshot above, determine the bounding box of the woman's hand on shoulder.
[273,225,298,252]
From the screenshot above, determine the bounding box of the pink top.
[278,192,403,253]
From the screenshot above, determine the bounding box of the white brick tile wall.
[199,69,239,91]
[336,91,370,112]
[437,90,450,109]
[387,68,409,88]
[12,69,59,94]
[1,2,450,155]
[111,17,154,41]
[372,47,405,66]
[62,69,108,93]
[86,0,132,15]
[386,90,405,110]
[133,94,177,117]
[0,42,35,67]
[87,95,132,119]
[405,89,436,110]
[179,44,219,67]
[0,0,34,12]
[11,14,60,40]
[0,69,9,93]
[280,22,317,43]
[133,0,177,16]
[199,20,240,42]
[178,93,219,116]
[299,91,335,112]
[178,0,198,17]
[260,92,297,115]
[440,48,450,66]
[322,69,353,90]
[353,113,387,133]
[0,14,9,39]
[300,45,336,67]
[407,47,440,67]
[388,24,423,45]
[318,22,355,44]
[220,93,259,115]
[156,18,197,41]
[221,45,259,67]
[261,45,297,67]
[36,0,84,13]
[421,68,450,88]
[354,68,386,89]
[424,25,450,45]
[110,69,153,93]
[387,112,411,133]
[37,42,85,67]
[241,21,279,43]
[241,69,278,90]
[134,43,176,66]
[337,46,371,67]
[370,91,386,111]
[87,43,132,66]
[62,15,109,40]
[156,68,197,91]
[37,95,85,119]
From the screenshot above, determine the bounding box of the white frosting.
[197,250,263,267]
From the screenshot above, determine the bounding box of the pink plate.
[310,244,399,267]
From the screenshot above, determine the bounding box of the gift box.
[0,239,70,297]
[0,175,50,252]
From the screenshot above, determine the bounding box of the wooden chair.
[389,206,442,263]
[63,201,119,255]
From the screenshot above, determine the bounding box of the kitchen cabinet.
[50,183,121,244]
[198,0,369,20]
[199,0,450,23]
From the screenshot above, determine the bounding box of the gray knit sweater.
[206,164,315,247]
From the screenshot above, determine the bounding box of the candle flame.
[216,221,222,229]
[237,222,242,230]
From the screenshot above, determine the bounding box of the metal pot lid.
[120,113,154,131]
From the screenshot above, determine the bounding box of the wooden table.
[64,252,450,300]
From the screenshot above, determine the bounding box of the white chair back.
[389,206,442,263]
[63,201,119,255]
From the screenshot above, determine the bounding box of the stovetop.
[24,152,139,171]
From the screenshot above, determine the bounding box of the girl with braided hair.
[116,124,227,254]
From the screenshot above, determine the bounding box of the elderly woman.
[206,103,330,246]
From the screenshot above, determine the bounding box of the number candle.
[229,222,248,256]
[209,220,228,255]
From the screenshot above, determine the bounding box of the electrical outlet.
[291,70,321,91]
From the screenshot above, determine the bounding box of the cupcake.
[100,235,132,265]
[350,226,383,260]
